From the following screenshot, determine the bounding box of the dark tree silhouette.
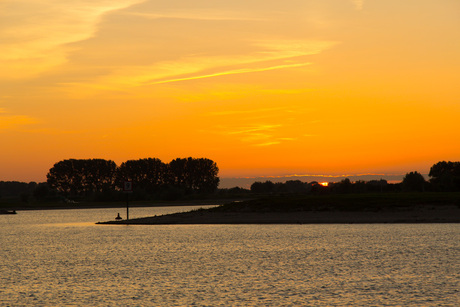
[366,179,388,192]
[339,178,352,193]
[47,159,117,197]
[429,161,460,191]
[85,159,118,193]
[117,158,167,194]
[0,182,30,197]
[402,171,426,192]
[33,183,51,202]
[47,160,76,196]
[0,181,37,200]
[250,181,275,193]
[284,180,308,194]
[168,158,187,189]
[46,157,219,200]
[168,157,220,193]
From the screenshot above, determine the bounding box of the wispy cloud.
[206,107,287,117]
[232,173,405,179]
[252,137,297,147]
[215,123,297,147]
[0,0,143,79]
[254,141,281,147]
[227,124,282,135]
[124,11,266,22]
[149,63,310,85]
[58,39,336,94]
[143,40,336,85]
[253,40,338,58]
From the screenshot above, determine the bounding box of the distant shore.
[97,193,460,225]
[97,206,460,225]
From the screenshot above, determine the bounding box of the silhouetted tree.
[0,181,36,199]
[188,157,220,193]
[330,178,352,194]
[402,171,426,192]
[33,183,51,202]
[274,182,287,193]
[340,178,352,193]
[429,161,460,191]
[47,159,117,197]
[117,158,168,194]
[353,180,367,193]
[168,157,219,193]
[285,180,308,194]
[85,159,118,193]
[223,186,251,195]
[309,181,329,194]
[250,181,275,194]
[366,179,388,193]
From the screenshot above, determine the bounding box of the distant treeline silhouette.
[1,160,459,203]
[250,161,460,194]
[250,179,396,194]
[45,157,219,200]
[0,181,41,203]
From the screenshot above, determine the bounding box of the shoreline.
[97,204,460,225]
[97,193,460,225]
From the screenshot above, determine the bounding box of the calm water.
[1,206,458,306]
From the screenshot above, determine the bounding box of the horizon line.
[221,173,422,179]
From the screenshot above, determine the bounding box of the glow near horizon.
[1,0,459,183]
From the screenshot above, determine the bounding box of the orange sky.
[1,0,459,184]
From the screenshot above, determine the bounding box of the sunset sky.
[1,0,459,185]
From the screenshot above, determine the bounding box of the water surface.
[1,207,458,306]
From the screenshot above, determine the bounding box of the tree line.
[1,160,459,204]
[45,157,219,200]
[250,179,396,194]
[250,161,460,195]
[0,181,41,203]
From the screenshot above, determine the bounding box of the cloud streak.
[0,0,143,79]
[215,123,297,147]
[149,63,310,85]
[60,39,336,94]
[227,124,282,135]
[124,10,266,22]
[206,107,287,117]
[144,40,336,85]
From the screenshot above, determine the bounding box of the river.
[1,206,458,306]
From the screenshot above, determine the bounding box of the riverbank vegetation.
[210,192,460,213]
[1,160,460,212]
[98,192,460,225]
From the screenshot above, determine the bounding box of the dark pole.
[123,181,132,222]
[126,193,129,221]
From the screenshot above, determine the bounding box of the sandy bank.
[97,205,460,225]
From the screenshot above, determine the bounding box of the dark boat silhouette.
[0,209,17,214]
[115,213,122,220]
